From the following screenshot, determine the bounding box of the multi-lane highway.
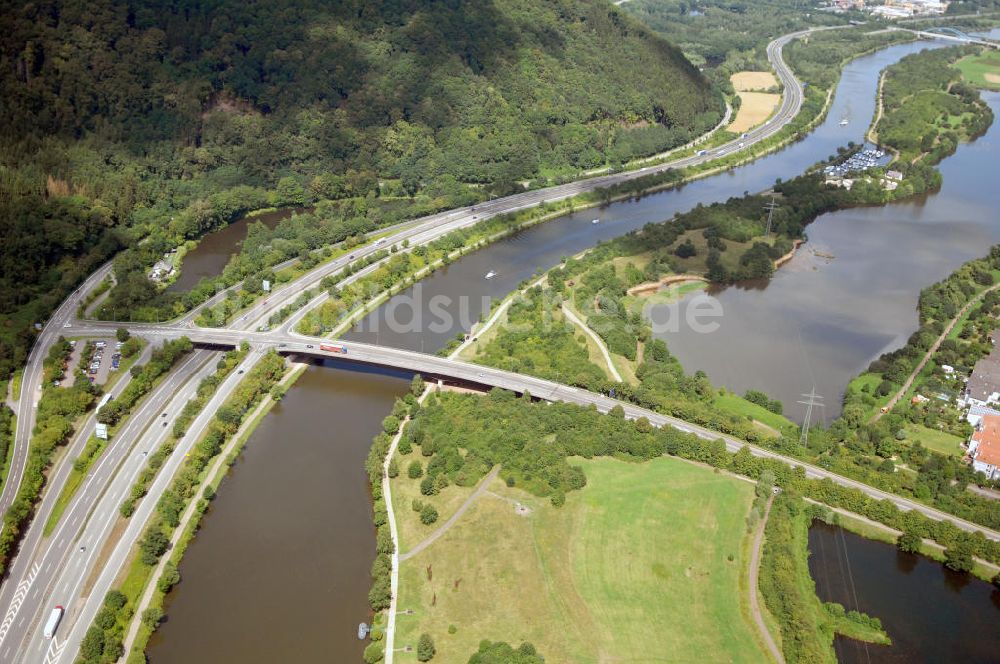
[0,350,219,663]
[0,27,852,662]
[34,351,264,664]
[1,263,115,523]
[70,325,1000,544]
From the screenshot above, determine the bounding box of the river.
[809,522,1000,663]
[146,38,999,662]
[146,364,410,663]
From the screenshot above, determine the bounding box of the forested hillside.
[0,0,721,381]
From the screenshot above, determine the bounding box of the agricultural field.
[732,71,779,91]
[729,71,781,133]
[729,93,781,133]
[956,50,1000,90]
[392,455,768,663]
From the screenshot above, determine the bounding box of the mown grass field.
[393,456,766,663]
[903,424,964,458]
[956,50,1000,90]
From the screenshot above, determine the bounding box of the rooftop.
[972,415,1000,468]
[966,347,1000,402]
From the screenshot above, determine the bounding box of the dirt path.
[749,494,784,664]
[399,466,501,563]
[873,282,1000,422]
[561,303,623,383]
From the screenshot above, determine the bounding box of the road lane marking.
[44,636,67,664]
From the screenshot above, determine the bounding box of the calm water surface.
[809,523,1000,663]
[146,364,409,663]
[662,91,1000,422]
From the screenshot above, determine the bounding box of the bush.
[157,562,181,593]
[408,460,423,479]
[897,530,921,553]
[675,238,697,258]
[141,607,164,628]
[944,545,973,572]
[418,633,436,662]
[363,643,385,664]
[420,504,439,525]
[383,415,401,434]
[420,475,438,496]
[139,528,169,566]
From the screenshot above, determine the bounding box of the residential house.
[966,402,1000,427]
[963,347,1000,407]
[969,414,1000,480]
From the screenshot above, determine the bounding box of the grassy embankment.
[392,454,768,663]
[823,505,1000,583]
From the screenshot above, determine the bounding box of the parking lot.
[70,338,122,387]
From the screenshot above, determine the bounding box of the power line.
[797,387,824,447]
[763,195,779,237]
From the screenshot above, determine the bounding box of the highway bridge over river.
[69,318,1000,544]
[893,25,1000,49]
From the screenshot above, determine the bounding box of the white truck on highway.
[43,605,64,639]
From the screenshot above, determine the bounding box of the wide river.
[147,37,1000,663]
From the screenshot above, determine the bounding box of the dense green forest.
[623,0,839,71]
[0,0,722,382]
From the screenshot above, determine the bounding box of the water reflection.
[809,522,1000,664]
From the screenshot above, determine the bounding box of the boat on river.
[484,270,497,280]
